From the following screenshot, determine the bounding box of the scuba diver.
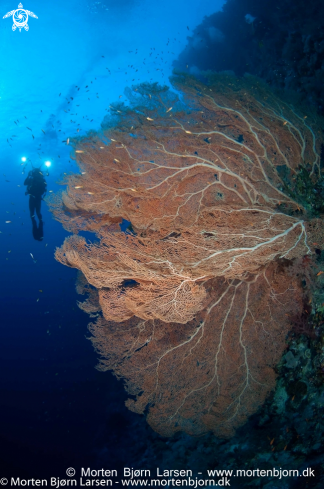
[24,167,47,241]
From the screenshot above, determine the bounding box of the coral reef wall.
[173,0,324,114]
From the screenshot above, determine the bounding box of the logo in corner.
[3,3,38,32]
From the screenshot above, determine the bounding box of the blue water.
[0,0,225,478]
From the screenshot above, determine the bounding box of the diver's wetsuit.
[31,216,44,241]
[24,170,47,241]
[29,194,42,221]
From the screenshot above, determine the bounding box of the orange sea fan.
[50,73,323,437]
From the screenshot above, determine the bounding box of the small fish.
[42,129,45,134]
[74,186,83,189]
[166,107,173,112]
[67,138,70,145]
[146,117,154,121]
[26,127,32,131]
[87,192,94,195]
[5,221,11,223]
[30,253,34,259]
[75,150,84,153]
[114,159,120,163]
